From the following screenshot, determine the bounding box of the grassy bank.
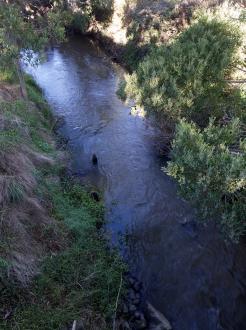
[0,76,125,329]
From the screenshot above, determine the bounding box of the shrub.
[116,80,127,101]
[70,12,90,33]
[91,0,114,23]
[126,17,242,124]
[166,119,246,242]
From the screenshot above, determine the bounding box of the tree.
[0,1,70,98]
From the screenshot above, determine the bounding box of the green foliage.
[70,12,90,33]
[0,2,69,76]
[0,128,20,150]
[1,181,125,329]
[91,0,114,23]
[166,119,246,242]
[126,17,242,124]
[7,179,26,203]
[122,42,150,71]
[0,68,17,83]
[0,4,42,68]
[25,75,53,123]
[116,80,127,101]
[0,74,125,328]
[68,0,113,31]
[0,77,55,154]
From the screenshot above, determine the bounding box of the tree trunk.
[15,58,28,100]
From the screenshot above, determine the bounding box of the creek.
[25,36,246,330]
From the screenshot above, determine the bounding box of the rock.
[53,115,66,131]
[122,303,129,314]
[134,311,145,320]
[128,276,136,286]
[90,191,100,202]
[75,320,85,330]
[133,298,141,305]
[92,154,98,165]
[128,275,142,292]
[147,303,172,330]
[134,318,147,329]
[133,312,147,329]
[133,281,142,292]
[128,288,136,300]
[121,321,130,329]
[129,304,137,313]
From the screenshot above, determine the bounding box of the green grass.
[0,128,20,150]
[0,180,125,330]
[0,74,126,329]
[0,68,17,83]
[0,76,55,154]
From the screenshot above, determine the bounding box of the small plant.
[70,12,90,33]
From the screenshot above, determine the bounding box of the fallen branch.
[113,274,123,330]
[224,79,246,84]
[72,320,77,330]
[236,66,246,74]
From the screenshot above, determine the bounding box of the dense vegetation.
[125,17,242,124]
[122,1,246,241]
[0,1,124,328]
[0,76,125,329]
[0,0,114,93]
[166,119,246,241]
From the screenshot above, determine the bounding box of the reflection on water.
[25,36,246,330]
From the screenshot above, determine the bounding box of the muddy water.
[26,36,246,330]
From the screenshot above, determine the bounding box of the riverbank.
[0,75,125,329]
[92,0,246,242]
[0,70,174,330]
[22,34,246,329]
[1,1,245,328]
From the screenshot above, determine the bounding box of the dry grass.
[0,78,125,329]
[0,84,65,286]
[1,198,63,284]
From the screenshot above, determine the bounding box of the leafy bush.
[0,180,125,329]
[91,0,114,23]
[116,80,127,101]
[166,119,246,242]
[70,12,90,33]
[125,17,242,124]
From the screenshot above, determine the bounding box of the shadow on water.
[25,36,246,330]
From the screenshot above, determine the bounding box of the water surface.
[26,36,246,330]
